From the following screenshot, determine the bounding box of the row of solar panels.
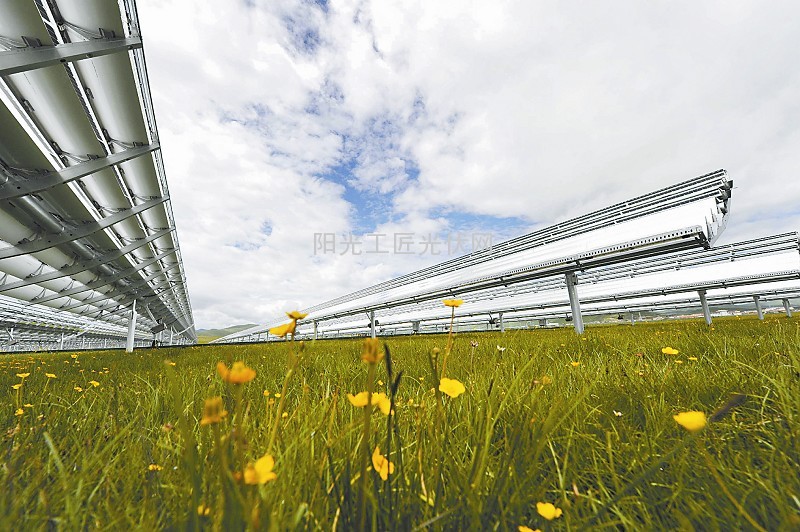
[0,0,195,351]
[216,170,797,343]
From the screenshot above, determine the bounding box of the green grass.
[2,316,799,529]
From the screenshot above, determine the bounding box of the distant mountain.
[196,324,258,344]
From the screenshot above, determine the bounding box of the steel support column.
[565,272,584,334]
[783,299,793,317]
[698,290,712,325]
[499,311,505,333]
[369,310,376,339]
[753,295,764,320]
[313,321,318,340]
[126,300,137,353]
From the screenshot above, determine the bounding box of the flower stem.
[358,361,376,531]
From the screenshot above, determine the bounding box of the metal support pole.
[59,332,64,351]
[412,321,420,334]
[698,290,712,325]
[783,299,793,317]
[313,321,318,340]
[753,295,764,320]
[126,300,137,353]
[499,312,505,333]
[370,311,376,339]
[565,272,584,334]
[538,318,547,328]
[169,328,174,345]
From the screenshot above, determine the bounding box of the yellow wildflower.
[269,321,296,338]
[540,375,552,385]
[200,396,228,425]
[74,386,83,392]
[263,390,270,397]
[148,464,163,471]
[347,391,391,415]
[243,453,277,484]
[216,361,256,384]
[11,383,22,390]
[439,377,466,398]
[197,504,211,516]
[371,446,395,481]
[15,408,24,416]
[688,356,698,361]
[88,380,100,387]
[570,361,580,367]
[286,310,308,320]
[361,338,383,364]
[281,412,288,419]
[536,502,563,520]
[16,373,30,378]
[673,411,707,433]
[662,347,679,355]
[443,299,464,308]
[518,527,541,532]
[70,354,78,359]
[45,373,56,379]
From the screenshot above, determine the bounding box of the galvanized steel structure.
[0,0,195,352]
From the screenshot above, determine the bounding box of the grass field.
[2,316,799,530]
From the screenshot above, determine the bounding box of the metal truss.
[0,0,195,351]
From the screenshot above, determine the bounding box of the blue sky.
[138,0,800,328]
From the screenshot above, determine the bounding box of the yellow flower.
[540,375,552,385]
[347,391,391,415]
[281,412,288,419]
[197,504,211,516]
[74,386,83,392]
[536,502,563,520]
[45,373,56,379]
[200,396,228,425]
[443,299,464,308]
[361,338,383,364]
[673,411,707,433]
[16,373,30,378]
[269,321,296,338]
[371,446,395,481]
[148,464,163,471]
[263,390,270,397]
[88,380,100,387]
[688,356,698,361]
[286,310,307,320]
[11,383,22,390]
[662,347,679,355]
[243,452,277,484]
[216,361,256,384]
[570,361,580,367]
[70,354,78,359]
[439,378,466,398]
[518,527,541,532]
[675,360,683,364]
[15,408,24,416]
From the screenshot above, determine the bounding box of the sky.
[136,0,800,329]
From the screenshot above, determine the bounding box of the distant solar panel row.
[0,0,194,352]
[213,170,797,344]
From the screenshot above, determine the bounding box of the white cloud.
[137,0,800,328]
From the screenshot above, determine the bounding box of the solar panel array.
[211,170,795,344]
[0,0,194,351]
